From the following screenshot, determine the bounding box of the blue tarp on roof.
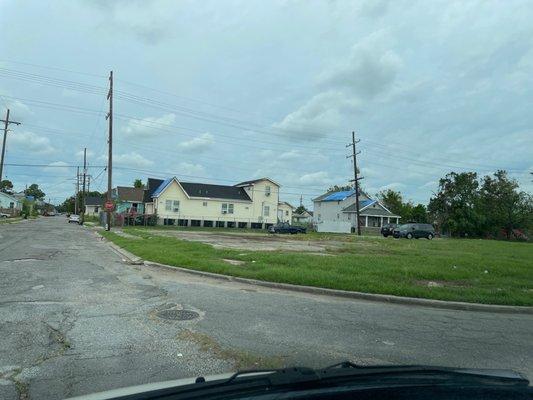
[151,177,173,198]
[359,199,376,208]
[322,190,355,201]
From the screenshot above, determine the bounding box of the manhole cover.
[156,309,199,321]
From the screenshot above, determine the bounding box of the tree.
[377,189,403,216]
[410,204,428,223]
[0,179,14,194]
[24,183,45,200]
[428,172,481,237]
[133,178,144,188]
[479,170,532,239]
[294,205,308,214]
[327,184,352,192]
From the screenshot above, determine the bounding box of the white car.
[68,214,80,224]
[0,213,9,219]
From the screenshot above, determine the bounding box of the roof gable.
[234,177,280,187]
[0,192,18,202]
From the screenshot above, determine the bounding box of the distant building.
[0,192,22,216]
[292,210,313,224]
[277,201,294,223]
[84,197,104,216]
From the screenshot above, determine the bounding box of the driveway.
[1,217,532,399]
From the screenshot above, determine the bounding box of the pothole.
[156,309,199,321]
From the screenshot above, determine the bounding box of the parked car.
[393,223,435,239]
[381,223,397,237]
[68,214,80,224]
[0,213,9,219]
[269,222,306,234]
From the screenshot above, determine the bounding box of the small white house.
[313,189,400,233]
[277,201,294,223]
[0,192,22,216]
[292,210,312,224]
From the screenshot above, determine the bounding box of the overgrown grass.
[0,217,23,224]
[101,228,533,306]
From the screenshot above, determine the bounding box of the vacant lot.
[101,227,533,306]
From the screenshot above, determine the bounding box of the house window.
[222,203,234,214]
[285,210,288,216]
[172,200,180,212]
[9,202,14,209]
[165,200,172,211]
[131,203,138,211]
[265,186,271,196]
[264,205,270,216]
[203,201,208,207]
[94,207,99,213]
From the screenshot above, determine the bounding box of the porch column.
[380,216,383,227]
[365,215,368,227]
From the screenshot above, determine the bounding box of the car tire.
[406,233,413,239]
[427,233,434,240]
[382,234,388,238]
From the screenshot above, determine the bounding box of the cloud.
[42,161,71,177]
[113,152,154,168]
[298,171,333,186]
[318,32,402,98]
[177,133,214,152]
[75,149,95,158]
[176,162,205,177]
[9,131,55,155]
[272,91,360,140]
[122,113,176,137]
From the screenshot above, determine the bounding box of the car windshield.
[1,2,532,399]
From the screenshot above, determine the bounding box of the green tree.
[294,205,308,214]
[0,179,14,193]
[327,184,352,192]
[133,178,144,188]
[24,183,45,200]
[410,204,428,223]
[428,172,481,237]
[377,189,403,216]
[479,170,533,239]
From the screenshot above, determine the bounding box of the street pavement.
[1,217,532,399]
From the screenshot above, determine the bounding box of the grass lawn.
[101,228,533,306]
[0,217,23,224]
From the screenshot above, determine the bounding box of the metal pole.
[106,71,113,231]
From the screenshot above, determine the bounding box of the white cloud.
[318,32,402,98]
[42,161,71,177]
[113,152,154,168]
[176,162,205,177]
[75,149,95,158]
[273,91,360,140]
[298,171,332,185]
[9,131,55,155]
[122,113,176,137]
[177,132,214,152]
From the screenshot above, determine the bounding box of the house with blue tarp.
[312,189,400,233]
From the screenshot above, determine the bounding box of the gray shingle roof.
[180,182,252,201]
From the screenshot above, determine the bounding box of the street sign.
[104,201,114,211]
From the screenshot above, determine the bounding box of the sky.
[0,0,532,208]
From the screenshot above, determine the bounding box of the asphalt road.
[1,217,532,399]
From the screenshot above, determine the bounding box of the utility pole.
[0,109,21,182]
[81,148,87,222]
[105,71,113,231]
[346,131,364,235]
[75,166,80,215]
[87,175,91,193]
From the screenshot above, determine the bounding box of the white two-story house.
[144,177,281,229]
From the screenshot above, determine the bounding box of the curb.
[100,233,533,315]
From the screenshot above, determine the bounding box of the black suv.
[268,223,306,234]
[381,223,397,237]
[393,223,435,240]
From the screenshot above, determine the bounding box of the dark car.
[393,223,435,240]
[381,223,397,237]
[269,222,306,234]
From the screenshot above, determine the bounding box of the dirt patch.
[177,329,284,369]
[114,230,143,240]
[222,259,246,266]
[147,229,343,252]
[416,280,471,288]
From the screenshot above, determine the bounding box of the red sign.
[104,201,114,211]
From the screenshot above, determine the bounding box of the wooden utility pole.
[105,71,113,231]
[75,166,80,215]
[346,131,364,235]
[0,109,21,182]
[80,148,87,223]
